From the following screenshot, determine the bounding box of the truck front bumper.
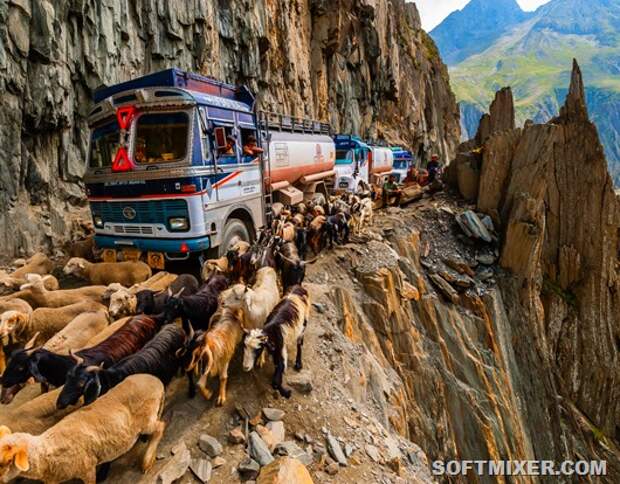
[94,234,211,253]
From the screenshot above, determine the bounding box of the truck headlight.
[93,215,104,228]
[169,217,189,231]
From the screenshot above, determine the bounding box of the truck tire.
[219,218,250,257]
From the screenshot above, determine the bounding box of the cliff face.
[0,0,460,259]
[443,61,620,477]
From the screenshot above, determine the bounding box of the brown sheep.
[0,274,59,300]
[201,256,229,282]
[0,254,54,289]
[3,277,107,309]
[63,257,152,286]
[42,309,110,354]
[0,374,166,484]
[0,300,105,348]
[0,387,79,435]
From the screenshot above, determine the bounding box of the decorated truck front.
[390,147,414,182]
[333,135,371,193]
[83,69,265,267]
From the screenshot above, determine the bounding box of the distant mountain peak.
[430,0,532,65]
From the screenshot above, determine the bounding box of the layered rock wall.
[0,0,460,258]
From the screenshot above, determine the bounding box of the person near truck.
[382,174,402,207]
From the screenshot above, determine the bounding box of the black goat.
[59,325,186,407]
[242,286,310,398]
[165,274,229,333]
[276,242,316,293]
[135,273,200,314]
[325,212,350,247]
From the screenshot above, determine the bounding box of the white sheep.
[220,267,280,330]
[106,272,179,318]
[0,374,166,484]
[63,257,152,286]
[0,300,105,349]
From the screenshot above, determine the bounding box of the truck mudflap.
[94,234,211,254]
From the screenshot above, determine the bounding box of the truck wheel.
[219,219,250,257]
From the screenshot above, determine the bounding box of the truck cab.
[84,69,265,267]
[390,148,414,182]
[333,135,371,193]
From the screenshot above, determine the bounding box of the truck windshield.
[336,149,354,164]
[134,112,189,164]
[89,120,120,168]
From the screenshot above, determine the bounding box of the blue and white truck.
[83,69,335,268]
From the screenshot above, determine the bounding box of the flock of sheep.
[0,193,374,483]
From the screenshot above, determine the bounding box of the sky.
[414,0,552,31]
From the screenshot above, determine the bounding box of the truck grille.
[113,225,154,235]
[91,199,189,225]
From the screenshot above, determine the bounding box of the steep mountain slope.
[0,0,460,260]
[430,0,533,65]
[436,0,620,184]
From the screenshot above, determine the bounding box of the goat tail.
[201,344,215,378]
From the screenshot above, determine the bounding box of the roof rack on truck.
[260,111,331,135]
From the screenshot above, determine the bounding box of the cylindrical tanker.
[267,131,336,185]
[370,146,395,175]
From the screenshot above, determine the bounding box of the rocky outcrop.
[0,0,460,259]
[443,60,620,474]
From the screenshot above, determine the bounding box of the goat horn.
[187,321,195,340]
[24,332,40,350]
[85,364,103,373]
[69,350,84,366]
[173,287,185,298]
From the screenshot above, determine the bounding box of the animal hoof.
[280,388,292,399]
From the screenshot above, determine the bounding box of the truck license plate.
[147,251,165,270]
[122,248,142,262]
[102,249,117,263]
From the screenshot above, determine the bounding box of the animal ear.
[167,287,173,297]
[14,445,29,472]
[24,332,40,350]
[0,426,11,439]
[78,260,86,270]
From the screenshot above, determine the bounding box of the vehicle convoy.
[83,69,336,268]
[390,147,414,182]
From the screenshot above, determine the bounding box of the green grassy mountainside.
[432,0,620,184]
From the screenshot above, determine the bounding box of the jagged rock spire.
[474,86,515,144]
[559,59,589,122]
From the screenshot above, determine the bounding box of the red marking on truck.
[212,171,241,188]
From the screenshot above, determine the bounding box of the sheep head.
[102,283,127,302]
[63,257,88,277]
[109,290,137,319]
[0,311,28,340]
[0,431,30,480]
[201,258,227,282]
[242,329,268,372]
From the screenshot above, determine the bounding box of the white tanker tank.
[370,146,394,175]
[260,113,336,204]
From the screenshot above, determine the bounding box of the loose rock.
[287,370,313,394]
[365,444,381,463]
[238,458,261,481]
[198,434,223,458]
[325,434,347,466]
[256,457,314,484]
[190,458,212,483]
[266,421,286,447]
[229,426,247,444]
[274,441,313,466]
[157,446,191,484]
[249,431,275,466]
[262,408,285,422]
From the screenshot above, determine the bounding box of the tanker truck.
[83,68,336,268]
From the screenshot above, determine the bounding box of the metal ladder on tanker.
[257,111,274,227]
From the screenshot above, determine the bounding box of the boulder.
[257,457,314,484]
[262,408,285,422]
